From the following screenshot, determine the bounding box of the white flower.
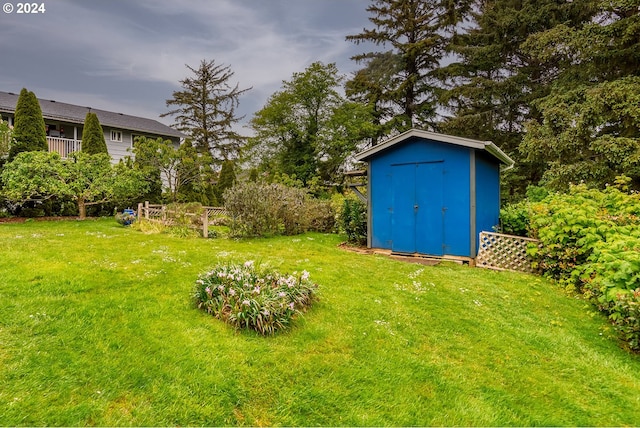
[301,270,310,281]
[244,260,255,268]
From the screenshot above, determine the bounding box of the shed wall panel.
[475,152,501,239]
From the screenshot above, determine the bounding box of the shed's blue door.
[391,162,444,255]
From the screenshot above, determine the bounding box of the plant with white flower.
[193,261,318,335]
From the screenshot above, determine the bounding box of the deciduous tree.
[131,137,214,203]
[249,62,376,186]
[0,151,147,219]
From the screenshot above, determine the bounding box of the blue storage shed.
[354,129,514,260]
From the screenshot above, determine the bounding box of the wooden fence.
[476,231,539,273]
[137,202,227,238]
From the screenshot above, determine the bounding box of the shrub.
[528,182,640,351]
[499,200,530,236]
[305,198,335,233]
[193,261,317,335]
[609,289,640,352]
[223,182,335,237]
[338,195,367,245]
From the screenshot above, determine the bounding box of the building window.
[111,130,123,142]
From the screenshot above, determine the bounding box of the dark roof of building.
[0,90,184,139]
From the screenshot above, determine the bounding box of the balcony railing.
[47,137,81,159]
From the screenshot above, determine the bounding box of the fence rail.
[137,202,227,238]
[47,137,81,159]
[476,231,539,273]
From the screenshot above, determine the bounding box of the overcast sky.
[0,0,373,132]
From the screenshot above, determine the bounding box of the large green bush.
[223,181,334,237]
[528,181,640,351]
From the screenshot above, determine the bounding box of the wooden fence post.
[144,201,149,219]
[202,210,209,239]
[137,202,142,218]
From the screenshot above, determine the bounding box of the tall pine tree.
[81,112,108,155]
[162,59,250,162]
[520,0,640,190]
[8,88,47,161]
[346,0,472,134]
[439,0,598,198]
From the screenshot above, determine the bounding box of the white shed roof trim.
[355,129,514,169]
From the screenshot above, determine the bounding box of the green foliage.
[609,289,640,352]
[338,195,367,245]
[223,181,335,237]
[131,137,215,204]
[81,112,108,155]
[0,119,14,158]
[215,160,235,203]
[193,261,317,335]
[499,201,530,237]
[131,137,163,203]
[347,0,467,131]
[520,1,640,191]
[522,77,640,190]
[9,88,47,160]
[249,62,376,186]
[528,182,640,350]
[0,151,148,219]
[439,0,598,199]
[161,59,250,160]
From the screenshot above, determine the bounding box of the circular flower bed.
[193,261,318,335]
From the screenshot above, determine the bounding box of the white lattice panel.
[476,231,539,273]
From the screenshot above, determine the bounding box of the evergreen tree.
[438,0,598,198]
[520,0,640,190]
[346,0,472,133]
[8,88,47,160]
[81,112,108,155]
[162,59,250,161]
[216,160,236,203]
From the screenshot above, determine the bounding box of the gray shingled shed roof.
[0,90,184,139]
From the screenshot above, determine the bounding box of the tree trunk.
[78,197,86,220]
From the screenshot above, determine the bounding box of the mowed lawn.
[1,218,639,426]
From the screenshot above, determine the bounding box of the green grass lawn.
[1,218,640,426]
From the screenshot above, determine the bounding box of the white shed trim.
[355,129,514,170]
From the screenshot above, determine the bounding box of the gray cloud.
[0,0,371,129]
